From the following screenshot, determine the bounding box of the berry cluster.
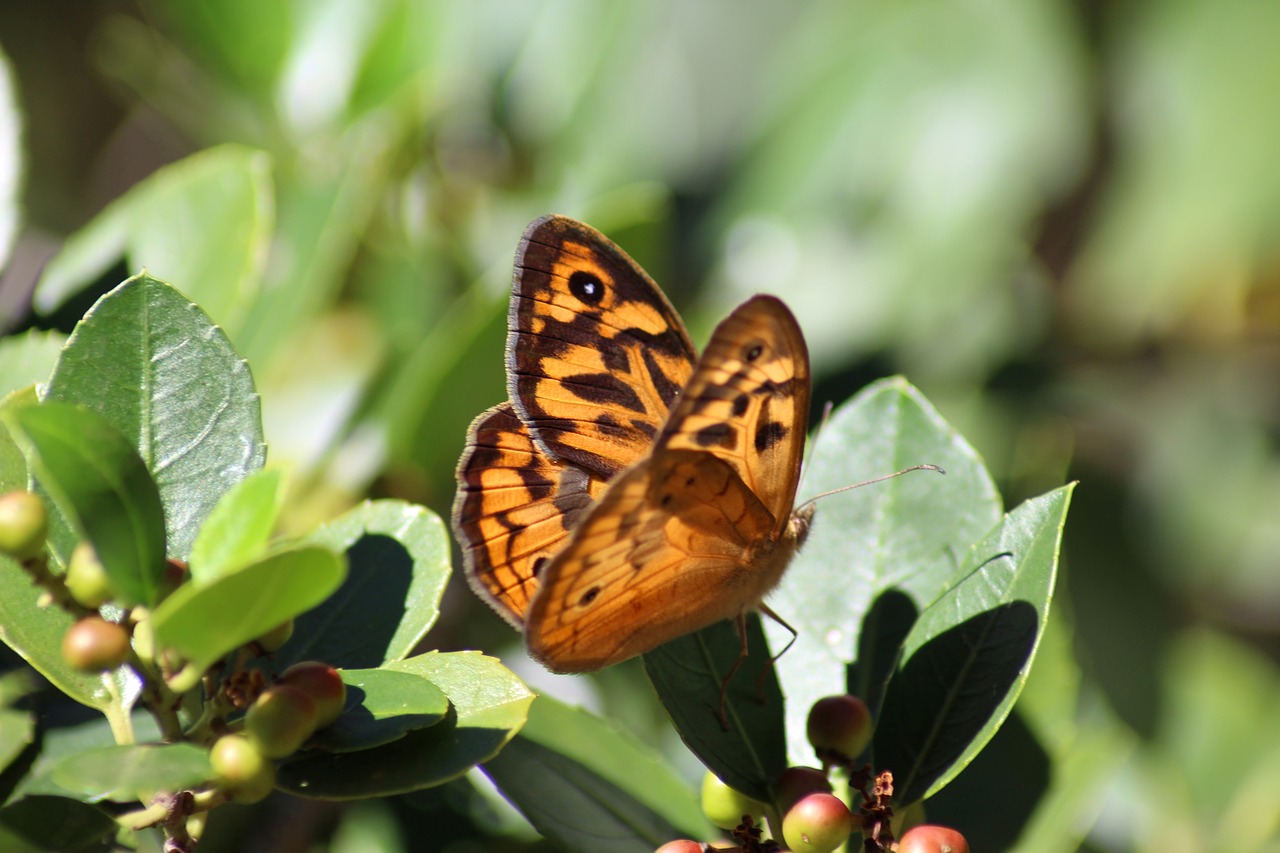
[657,692,969,853]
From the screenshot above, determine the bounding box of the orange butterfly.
[453,215,812,676]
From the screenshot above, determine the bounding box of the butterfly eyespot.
[744,343,764,361]
[579,586,601,606]
[568,270,606,305]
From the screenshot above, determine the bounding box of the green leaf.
[0,404,112,709]
[45,272,266,560]
[6,402,167,608]
[644,614,786,805]
[48,743,210,802]
[11,712,161,801]
[483,694,716,852]
[0,707,33,776]
[188,468,283,583]
[150,546,345,670]
[0,332,64,399]
[0,796,116,853]
[771,378,1003,763]
[308,668,448,753]
[276,652,533,799]
[35,145,273,333]
[0,47,21,273]
[286,500,450,669]
[872,484,1074,805]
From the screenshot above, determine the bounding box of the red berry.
[61,616,130,672]
[278,661,346,728]
[210,734,276,804]
[898,825,970,853]
[806,694,872,760]
[0,491,47,560]
[244,685,317,758]
[774,765,832,812]
[653,841,705,853]
[781,792,853,853]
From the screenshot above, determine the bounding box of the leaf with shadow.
[644,614,786,804]
[872,484,1074,805]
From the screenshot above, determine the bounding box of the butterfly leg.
[754,603,797,701]
[716,611,754,730]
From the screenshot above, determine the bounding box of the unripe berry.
[64,542,113,608]
[653,841,705,853]
[244,685,317,758]
[278,661,346,728]
[699,771,764,830]
[254,620,294,653]
[210,734,276,804]
[775,765,832,813]
[0,490,47,560]
[897,824,970,853]
[806,694,872,761]
[61,616,130,672]
[781,792,853,853]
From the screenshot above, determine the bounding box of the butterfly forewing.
[660,295,811,533]
[510,216,697,479]
[453,403,608,626]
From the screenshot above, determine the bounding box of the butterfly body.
[454,215,812,673]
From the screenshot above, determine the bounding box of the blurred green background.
[1,1,1278,851]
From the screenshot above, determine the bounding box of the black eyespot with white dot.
[579,586,600,606]
[744,343,764,361]
[568,271,605,305]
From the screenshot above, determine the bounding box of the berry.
[64,542,113,608]
[699,771,764,830]
[806,694,872,761]
[0,490,47,560]
[653,841,705,853]
[210,734,276,804]
[244,685,317,758]
[781,792,853,853]
[897,824,970,853]
[61,616,130,672]
[774,765,832,813]
[278,661,346,728]
[254,620,294,653]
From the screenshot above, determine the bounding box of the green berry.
[255,620,294,653]
[898,824,970,853]
[781,792,853,853]
[699,771,764,830]
[244,685,318,758]
[0,491,47,560]
[65,542,113,608]
[61,616,130,672]
[279,661,346,728]
[210,734,276,804]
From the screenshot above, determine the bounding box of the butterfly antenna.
[795,464,946,514]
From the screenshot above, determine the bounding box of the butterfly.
[453,214,813,678]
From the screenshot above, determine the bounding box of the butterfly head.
[791,501,817,551]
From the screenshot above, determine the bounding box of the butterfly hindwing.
[509,215,698,479]
[453,402,608,626]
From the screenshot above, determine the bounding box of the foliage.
[0,0,1277,850]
